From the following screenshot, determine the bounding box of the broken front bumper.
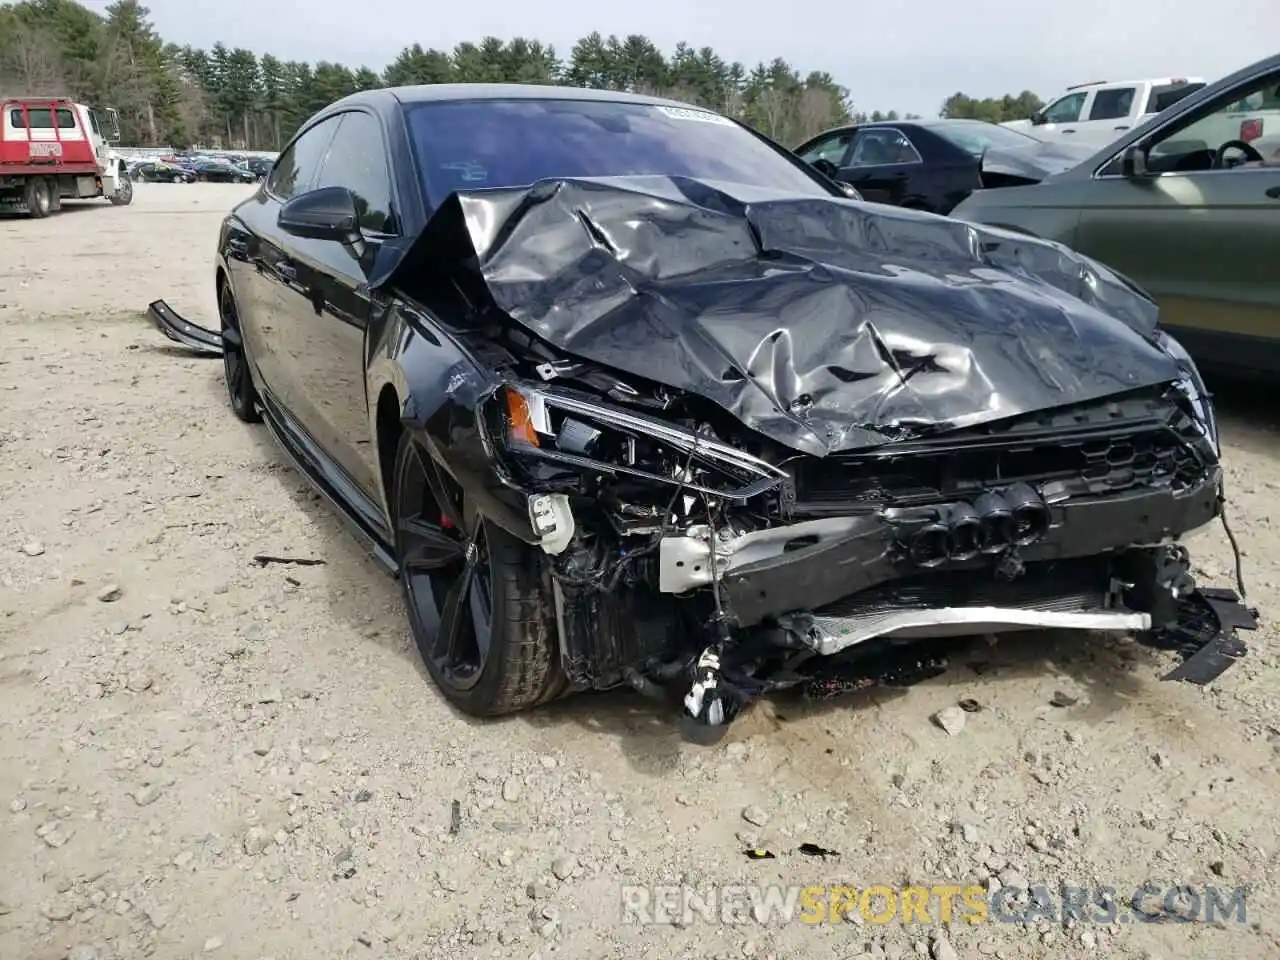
[658,468,1224,651]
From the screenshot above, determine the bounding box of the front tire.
[391,433,566,717]
[219,282,261,423]
[108,171,133,206]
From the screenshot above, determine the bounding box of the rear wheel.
[219,282,262,423]
[24,177,51,218]
[391,433,566,716]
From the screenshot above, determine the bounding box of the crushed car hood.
[980,140,1095,182]
[377,175,1182,457]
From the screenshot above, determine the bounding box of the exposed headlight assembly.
[487,383,787,501]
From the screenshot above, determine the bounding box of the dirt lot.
[2,183,1280,960]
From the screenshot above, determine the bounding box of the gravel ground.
[2,184,1280,960]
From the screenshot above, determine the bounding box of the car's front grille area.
[792,388,1213,509]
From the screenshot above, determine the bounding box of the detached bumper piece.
[148,299,223,357]
[1140,587,1259,685]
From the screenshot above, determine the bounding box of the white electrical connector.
[527,493,575,555]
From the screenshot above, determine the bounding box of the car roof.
[320,84,704,115]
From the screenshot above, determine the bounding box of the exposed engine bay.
[472,337,1252,738]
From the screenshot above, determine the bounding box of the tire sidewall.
[391,435,560,715]
[219,283,261,422]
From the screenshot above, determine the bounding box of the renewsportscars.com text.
[620,883,1248,926]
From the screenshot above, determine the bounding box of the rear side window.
[1146,83,1207,113]
[268,115,341,200]
[9,107,76,129]
[1088,87,1137,121]
[312,111,397,234]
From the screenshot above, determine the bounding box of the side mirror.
[1121,144,1152,179]
[810,157,840,179]
[278,186,361,243]
[1030,110,1046,126]
[840,183,862,200]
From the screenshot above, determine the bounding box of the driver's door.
[1073,66,1280,363]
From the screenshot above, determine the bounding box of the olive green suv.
[951,53,1280,375]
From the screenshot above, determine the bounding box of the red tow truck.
[0,97,133,217]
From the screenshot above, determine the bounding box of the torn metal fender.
[148,299,223,357]
[979,140,1096,183]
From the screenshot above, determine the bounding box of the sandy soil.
[2,183,1279,960]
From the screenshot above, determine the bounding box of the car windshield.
[927,121,1040,156]
[405,98,832,205]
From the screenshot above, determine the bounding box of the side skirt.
[256,389,399,575]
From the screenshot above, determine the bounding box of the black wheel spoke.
[434,549,477,666]
[399,516,465,570]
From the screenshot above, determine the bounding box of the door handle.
[1266,186,1280,199]
[1061,129,1076,134]
[1114,125,1129,131]
[276,262,297,282]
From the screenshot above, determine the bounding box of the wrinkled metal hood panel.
[980,141,1096,182]
[378,176,1180,456]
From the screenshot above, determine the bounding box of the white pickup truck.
[1002,78,1207,149]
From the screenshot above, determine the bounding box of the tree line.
[0,0,1046,151]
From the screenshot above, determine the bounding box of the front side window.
[848,129,922,167]
[797,131,854,167]
[1088,87,1136,121]
[405,98,834,206]
[268,115,342,200]
[1044,93,1087,124]
[312,111,397,234]
[1145,70,1280,173]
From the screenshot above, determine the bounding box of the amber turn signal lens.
[505,389,540,447]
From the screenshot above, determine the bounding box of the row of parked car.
[127,153,275,184]
[796,54,1280,376]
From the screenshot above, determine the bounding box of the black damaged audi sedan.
[152,84,1246,739]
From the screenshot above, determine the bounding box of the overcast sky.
[93,0,1280,116]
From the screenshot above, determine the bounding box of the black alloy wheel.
[391,433,565,716]
[219,283,262,423]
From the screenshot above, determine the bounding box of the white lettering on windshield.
[655,105,735,126]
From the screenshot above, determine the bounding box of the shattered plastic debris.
[797,843,840,858]
[743,849,777,860]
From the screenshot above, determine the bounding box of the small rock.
[96,583,122,603]
[256,687,282,704]
[526,878,552,899]
[1153,751,1172,769]
[1079,930,1096,949]
[243,827,269,856]
[107,621,129,636]
[231,706,251,723]
[43,828,72,848]
[126,671,153,693]
[501,778,522,803]
[1209,860,1226,877]
[1049,690,1078,708]
[932,707,967,736]
[539,755,557,769]
[742,805,770,827]
[67,945,101,960]
[9,797,27,813]
[42,900,74,921]
[173,850,194,868]
[961,823,981,843]
[21,540,46,557]
[931,932,959,960]
[204,936,223,952]
[132,784,163,806]
[435,870,458,892]
[551,854,578,881]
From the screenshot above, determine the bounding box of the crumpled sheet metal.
[381,176,1181,457]
[979,140,1097,182]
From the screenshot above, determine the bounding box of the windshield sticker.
[655,105,735,126]
[440,161,489,182]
